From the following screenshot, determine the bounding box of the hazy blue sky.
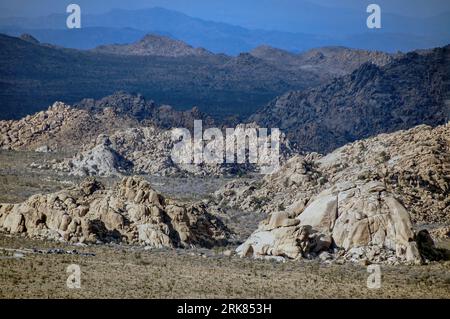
[0,0,449,34]
[1,0,449,17]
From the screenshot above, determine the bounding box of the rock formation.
[0,101,140,152]
[215,123,450,225]
[0,93,215,153]
[237,181,423,264]
[250,46,450,153]
[65,135,133,177]
[214,123,450,264]
[53,122,294,177]
[0,177,231,248]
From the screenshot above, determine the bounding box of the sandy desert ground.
[1,234,449,299]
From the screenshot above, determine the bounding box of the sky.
[0,0,449,18]
[0,0,449,34]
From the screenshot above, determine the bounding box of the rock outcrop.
[0,177,231,248]
[66,135,133,177]
[215,123,450,225]
[237,181,423,264]
[213,123,450,264]
[0,101,140,152]
[0,93,215,153]
[53,122,294,177]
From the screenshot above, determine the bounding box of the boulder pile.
[0,176,231,248]
[237,181,426,264]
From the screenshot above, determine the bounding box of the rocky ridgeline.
[0,176,231,248]
[0,92,214,153]
[93,34,212,57]
[52,123,294,177]
[213,124,450,264]
[251,45,395,80]
[251,46,449,154]
[0,101,140,152]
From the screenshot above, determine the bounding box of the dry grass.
[0,235,449,299]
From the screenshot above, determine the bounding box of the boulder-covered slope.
[213,123,450,263]
[0,92,212,152]
[251,45,450,153]
[215,123,450,225]
[0,176,231,248]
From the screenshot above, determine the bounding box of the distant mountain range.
[0,32,395,120]
[0,7,449,54]
[93,34,212,57]
[250,45,450,153]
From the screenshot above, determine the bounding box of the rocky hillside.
[52,122,294,177]
[93,34,212,57]
[251,45,450,153]
[75,91,214,130]
[0,95,295,177]
[214,123,450,225]
[0,102,139,152]
[214,123,450,264]
[0,33,424,120]
[0,176,232,248]
[251,45,395,80]
[0,93,212,152]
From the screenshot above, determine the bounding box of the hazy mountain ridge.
[250,45,450,153]
[93,34,212,57]
[1,6,449,54]
[250,45,395,79]
[0,33,400,120]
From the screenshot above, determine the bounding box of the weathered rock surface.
[215,123,450,225]
[0,92,214,153]
[0,101,140,152]
[237,181,425,264]
[53,122,294,177]
[0,177,231,248]
[214,123,450,264]
[66,136,133,177]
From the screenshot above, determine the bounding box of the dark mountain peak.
[75,91,156,120]
[93,33,212,57]
[19,33,40,44]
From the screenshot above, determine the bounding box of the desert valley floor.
[0,150,449,298]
